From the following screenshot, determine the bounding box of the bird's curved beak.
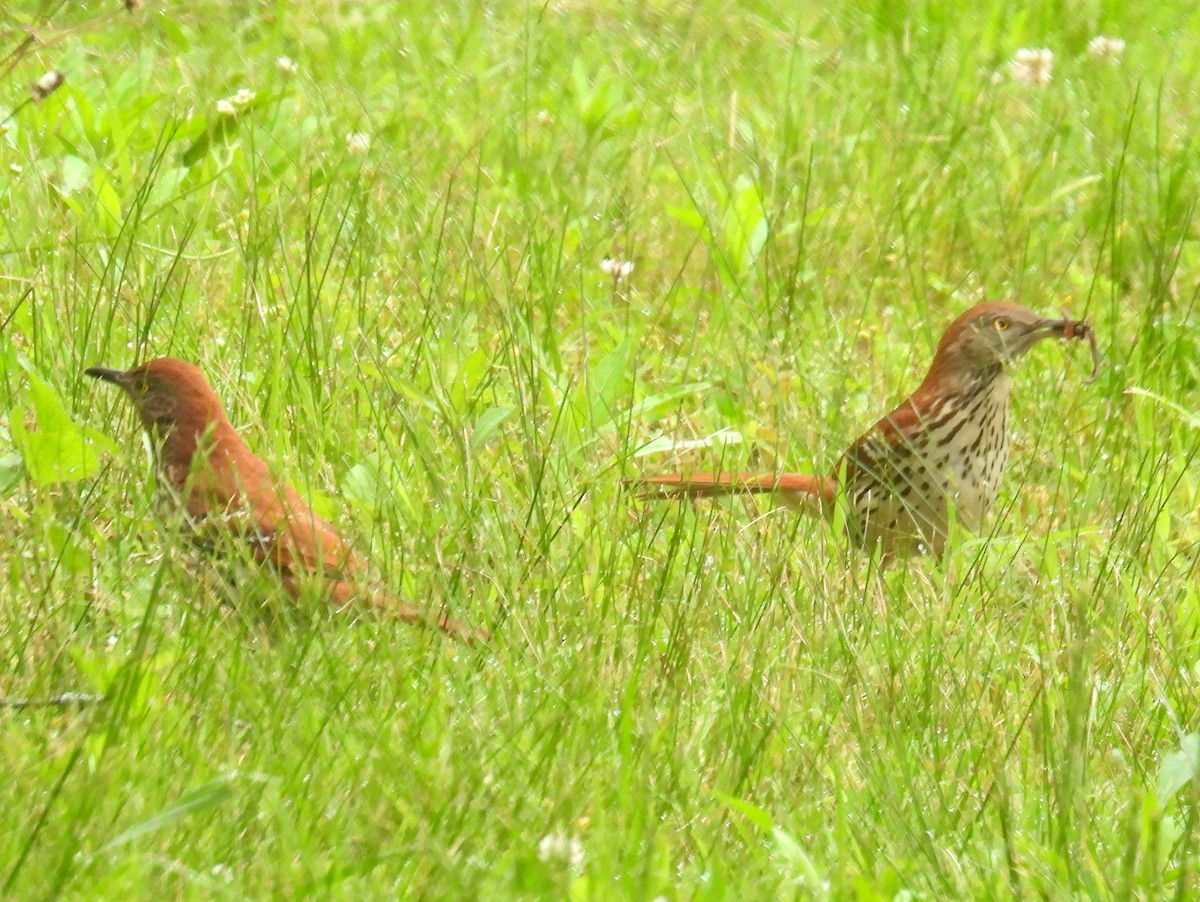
[1032,317,1071,337]
[1015,316,1075,352]
[85,366,128,385]
[1025,314,1101,381]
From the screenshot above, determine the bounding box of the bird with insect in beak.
[629,301,1100,558]
[86,357,486,642]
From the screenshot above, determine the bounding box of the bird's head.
[929,301,1093,387]
[86,357,227,442]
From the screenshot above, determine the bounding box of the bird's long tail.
[627,471,836,513]
[394,603,490,645]
[316,578,490,645]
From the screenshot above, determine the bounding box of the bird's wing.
[177,452,356,580]
[251,482,359,580]
[837,401,951,553]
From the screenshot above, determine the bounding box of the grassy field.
[2,0,1199,897]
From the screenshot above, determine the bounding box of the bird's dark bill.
[85,366,127,384]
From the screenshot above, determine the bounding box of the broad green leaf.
[626,382,711,421]
[13,423,96,487]
[59,155,91,194]
[666,204,708,236]
[585,340,630,429]
[723,174,768,276]
[633,429,743,458]
[0,453,24,492]
[46,520,90,574]
[99,774,237,854]
[93,170,123,236]
[342,462,380,510]
[8,358,116,487]
[471,406,514,454]
[771,827,826,892]
[181,115,236,168]
[711,790,773,832]
[1157,734,1200,805]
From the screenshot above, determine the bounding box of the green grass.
[2,0,1200,897]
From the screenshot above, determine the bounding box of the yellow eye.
[993,318,1010,332]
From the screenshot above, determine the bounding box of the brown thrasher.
[631,301,1099,556]
[87,357,485,642]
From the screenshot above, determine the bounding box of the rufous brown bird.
[631,301,1100,557]
[87,357,485,642]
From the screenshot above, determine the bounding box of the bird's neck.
[157,415,248,479]
[915,357,1006,406]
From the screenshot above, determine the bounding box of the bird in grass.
[629,302,1099,557]
[87,357,485,642]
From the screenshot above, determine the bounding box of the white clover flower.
[209,863,232,882]
[346,132,370,155]
[9,163,22,174]
[537,831,585,871]
[1088,36,1126,62]
[31,70,64,102]
[1009,48,1053,85]
[276,55,298,75]
[216,89,256,116]
[536,109,553,124]
[600,257,634,280]
[217,89,256,115]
